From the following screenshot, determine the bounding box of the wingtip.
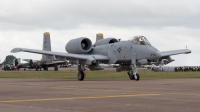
[186,49,192,54]
[10,48,21,53]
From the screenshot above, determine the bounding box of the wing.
[22,59,31,62]
[22,59,41,62]
[11,48,109,65]
[159,49,191,57]
[43,61,66,65]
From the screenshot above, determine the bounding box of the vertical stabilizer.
[42,32,52,61]
[96,33,103,42]
[43,32,51,51]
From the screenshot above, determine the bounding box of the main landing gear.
[54,64,58,71]
[43,66,48,71]
[76,63,139,81]
[77,64,86,81]
[127,64,140,81]
[36,67,41,71]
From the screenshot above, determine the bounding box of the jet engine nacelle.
[65,37,92,54]
[94,38,118,46]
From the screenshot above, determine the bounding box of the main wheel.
[77,71,85,81]
[127,71,135,80]
[54,67,58,71]
[134,73,140,81]
[45,66,48,71]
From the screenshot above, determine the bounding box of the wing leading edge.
[11,48,109,64]
[159,49,191,57]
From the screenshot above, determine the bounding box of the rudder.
[42,32,52,61]
[96,33,103,42]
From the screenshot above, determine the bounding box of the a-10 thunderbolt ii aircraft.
[11,33,191,81]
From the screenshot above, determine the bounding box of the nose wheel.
[127,71,134,80]
[134,73,140,81]
[127,71,140,81]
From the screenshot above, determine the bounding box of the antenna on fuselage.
[96,33,103,42]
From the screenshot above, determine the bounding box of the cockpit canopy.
[129,36,151,45]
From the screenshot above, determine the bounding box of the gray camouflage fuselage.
[91,41,160,64]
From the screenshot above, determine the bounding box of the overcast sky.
[0,0,200,63]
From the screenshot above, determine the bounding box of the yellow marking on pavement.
[0,94,160,103]
[0,83,129,92]
[2,84,200,97]
[168,93,200,96]
[49,87,120,92]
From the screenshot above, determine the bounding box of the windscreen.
[129,36,151,45]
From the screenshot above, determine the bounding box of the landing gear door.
[131,53,137,64]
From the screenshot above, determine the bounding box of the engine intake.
[65,37,92,54]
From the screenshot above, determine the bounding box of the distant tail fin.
[96,33,103,42]
[42,32,52,61]
[43,32,51,51]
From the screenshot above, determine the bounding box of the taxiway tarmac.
[0,78,200,112]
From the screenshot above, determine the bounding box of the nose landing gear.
[127,64,140,81]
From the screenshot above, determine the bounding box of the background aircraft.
[14,32,66,71]
[11,33,191,80]
[15,59,65,71]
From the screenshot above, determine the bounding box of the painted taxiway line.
[1,84,200,97]
[0,83,132,92]
[0,94,160,103]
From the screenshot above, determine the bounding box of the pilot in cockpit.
[129,36,151,45]
[138,37,145,45]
